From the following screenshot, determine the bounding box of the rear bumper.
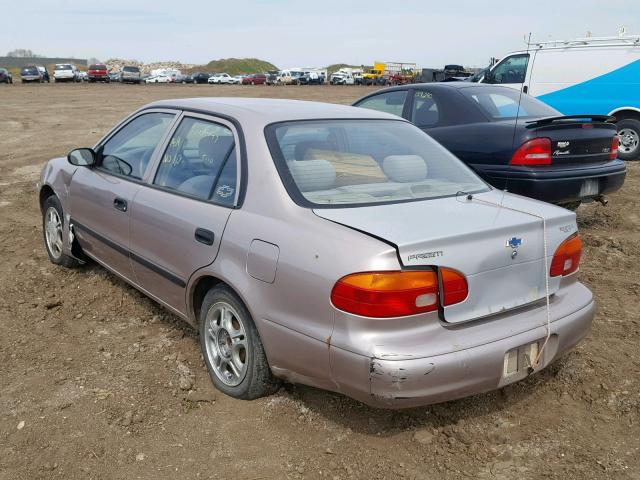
[88,74,109,81]
[330,281,594,409]
[477,160,626,204]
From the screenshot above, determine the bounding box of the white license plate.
[503,342,539,377]
[579,179,599,198]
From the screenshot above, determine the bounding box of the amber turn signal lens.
[331,270,439,318]
[550,233,582,277]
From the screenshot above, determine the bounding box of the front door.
[484,53,531,93]
[129,114,240,314]
[69,111,177,282]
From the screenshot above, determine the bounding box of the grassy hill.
[198,58,278,75]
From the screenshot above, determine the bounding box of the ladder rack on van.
[528,35,640,49]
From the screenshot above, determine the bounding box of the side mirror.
[67,148,96,167]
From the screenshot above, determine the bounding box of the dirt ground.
[0,83,638,480]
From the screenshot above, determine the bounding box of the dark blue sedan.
[353,83,626,208]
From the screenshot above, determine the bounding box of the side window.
[100,113,174,179]
[355,90,407,117]
[488,54,529,84]
[410,90,440,128]
[154,117,237,204]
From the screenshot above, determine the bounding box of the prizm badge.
[407,251,443,262]
[506,237,523,249]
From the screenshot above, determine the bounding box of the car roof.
[144,97,404,124]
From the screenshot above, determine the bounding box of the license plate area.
[503,342,539,377]
[579,179,599,198]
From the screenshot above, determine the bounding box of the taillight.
[440,268,469,306]
[550,233,582,277]
[331,269,468,318]
[610,136,619,160]
[331,271,439,318]
[511,138,552,166]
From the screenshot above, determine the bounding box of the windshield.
[123,66,139,72]
[459,86,559,120]
[267,120,488,207]
[22,67,38,74]
[55,64,72,70]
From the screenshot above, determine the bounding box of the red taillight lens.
[610,136,619,160]
[511,138,552,166]
[550,233,582,277]
[440,268,469,306]
[331,271,439,318]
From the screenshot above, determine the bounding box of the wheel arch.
[189,274,254,327]
[38,184,56,213]
[608,107,640,122]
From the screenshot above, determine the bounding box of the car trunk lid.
[523,115,617,166]
[315,190,576,323]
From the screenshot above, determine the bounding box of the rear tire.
[42,195,80,268]
[616,118,640,161]
[199,285,280,400]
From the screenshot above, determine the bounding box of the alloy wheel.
[45,207,63,260]
[204,302,249,386]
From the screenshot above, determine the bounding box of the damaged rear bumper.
[330,282,594,409]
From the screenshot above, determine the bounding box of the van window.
[487,54,529,84]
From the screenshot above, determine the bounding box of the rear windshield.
[266,120,488,207]
[123,66,140,72]
[459,86,559,120]
[55,64,72,70]
[90,64,106,70]
[22,67,38,74]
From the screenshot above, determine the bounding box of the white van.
[480,35,640,160]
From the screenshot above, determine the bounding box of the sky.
[3,0,639,68]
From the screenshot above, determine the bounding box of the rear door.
[129,113,240,314]
[69,111,177,282]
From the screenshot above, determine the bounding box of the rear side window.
[100,113,175,179]
[355,91,407,117]
[410,90,440,127]
[154,117,238,205]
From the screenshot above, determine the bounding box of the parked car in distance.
[36,65,50,82]
[88,64,110,82]
[265,70,279,85]
[77,71,88,82]
[192,72,211,84]
[298,71,325,85]
[39,97,594,409]
[231,75,244,85]
[145,74,172,83]
[242,73,266,85]
[0,68,13,84]
[277,70,302,85]
[20,65,43,83]
[53,64,79,82]
[354,83,626,209]
[208,73,234,84]
[120,65,142,84]
[108,72,120,82]
[176,74,194,84]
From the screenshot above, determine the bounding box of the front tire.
[199,285,280,400]
[616,118,640,161]
[42,195,79,268]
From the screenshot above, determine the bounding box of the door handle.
[113,198,128,212]
[195,228,215,245]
